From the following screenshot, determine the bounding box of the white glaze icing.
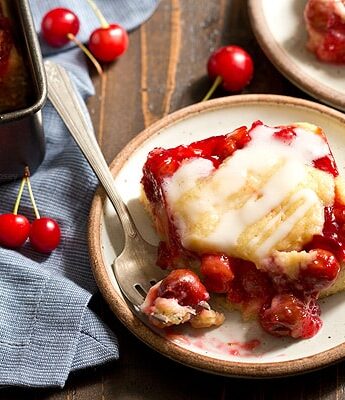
[162,124,332,258]
[254,189,320,258]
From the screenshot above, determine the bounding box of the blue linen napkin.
[0,0,159,388]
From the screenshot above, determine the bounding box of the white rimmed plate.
[88,95,345,377]
[248,0,345,111]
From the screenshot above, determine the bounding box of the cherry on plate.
[157,269,210,307]
[0,213,30,248]
[29,217,61,253]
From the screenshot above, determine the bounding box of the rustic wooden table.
[4,0,345,398]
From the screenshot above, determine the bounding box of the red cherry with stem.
[86,0,129,62]
[41,7,103,75]
[0,214,30,248]
[25,170,61,253]
[0,174,30,248]
[203,45,254,101]
[89,24,129,62]
[29,217,61,253]
[41,8,80,47]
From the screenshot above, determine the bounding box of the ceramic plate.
[248,0,345,111]
[89,95,345,377]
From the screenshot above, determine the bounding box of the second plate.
[89,94,345,378]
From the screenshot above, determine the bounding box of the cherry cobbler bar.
[140,121,345,339]
[304,0,345,63]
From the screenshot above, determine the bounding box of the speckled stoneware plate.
[89,95,345,378]
[248,0,345,112]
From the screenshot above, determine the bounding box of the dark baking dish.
[0,0,46,183]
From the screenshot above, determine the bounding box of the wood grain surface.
[3,0,345,398]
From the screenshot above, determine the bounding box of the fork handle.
[45,61,137,239]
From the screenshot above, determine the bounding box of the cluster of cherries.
[41,0,129,73]
[0,168,61,253]
[0,1,129,255]
[0,4,254,255]
[40,1,253,94]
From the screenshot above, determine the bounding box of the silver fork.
[45,61,167,310]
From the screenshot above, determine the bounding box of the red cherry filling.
[313,155,338,177]
[273,127,296,144]
[141,125,254,205]
[226,260,274,316]
[299,249,340,293]
[260,294,322,339]
[322,29,345,63]
[236,260,273,298]
[307,205,345,262]
[157,269,209,307]
[200,254,234,293]
[305,0,345,63]
[156,240,188,270]
[317,14,345,64]
[142,121,345,338]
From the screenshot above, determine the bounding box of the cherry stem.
[26,175,40,220]
[67,33,103,76]
[12,176,26,215]
[86,0,109,29]
[202,75,222,102]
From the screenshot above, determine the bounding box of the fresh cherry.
[41,8,80,47]
[41,7,103,75]
[0,214,30,248]
[29,217,61,253]
[0,173,30,248]
[88,24,129,62]
[24,168,61,253]
[203,45,254,100]
[85,0,129,62]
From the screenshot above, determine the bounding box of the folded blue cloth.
[0,0,159,388]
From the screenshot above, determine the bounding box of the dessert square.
[140,121,345,339]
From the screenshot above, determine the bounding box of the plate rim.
[247,0,345,112]
[88,94,345,378]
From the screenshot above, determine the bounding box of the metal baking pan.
[0,0,47,183]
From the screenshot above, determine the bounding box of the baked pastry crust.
[141,121,345,339]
